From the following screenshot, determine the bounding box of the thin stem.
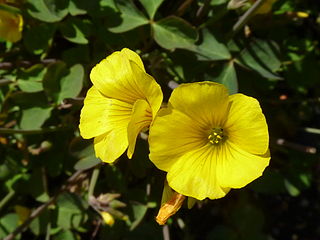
[0,191,15,211]
[88,166,100,198]
[45,222,51,240]
[196,0,211,20]
[232,0,267,35]
[4,170,84,240]
[176,0,195,16]
[0,126,73,135]
[0,59,57,69]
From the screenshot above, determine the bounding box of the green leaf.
[0,213,19,239]
[139,0,164,19]
[56,193,87,230]
[213,61,238,94]
[236,39,282,80]
[109,0,148,33]
[152,16,198,50]
[74,156,100,170]
[193,29,231,60]
[20,107,52,130]
[53,230,77,240]
[17,80,43,93]
[130,203,148,230]
[58,64,84,102]
[27,0,69,23]
[24,23,56,55]
[17,64,46,93]
[29,209,50,235]
[284,179,300,197]
[68,0,87,16]
[43,62,84,103]
[59,18,91,44]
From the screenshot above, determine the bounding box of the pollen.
[208,127,225,145]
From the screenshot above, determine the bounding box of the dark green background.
[0,0,319,239]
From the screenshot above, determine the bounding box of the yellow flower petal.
[167,145,230,200]
[0,9,23,42]
[149,82,270,201]
[14,205,31,225]
[94,128,128,163]
[216,141,270,188]
[79,86,132,139]
[224,94,269,155]
[129,61,163,119]
[121,48,145,72]
[169,82,229,128]
[80,48,163,162]
[149,108,207,171]
[296,12,309,18]
[127,99,152,159]
[101,211,115,226]
[90,49,146,102]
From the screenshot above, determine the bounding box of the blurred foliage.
[0,0,320,239]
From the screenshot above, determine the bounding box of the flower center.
[208,127,225,145]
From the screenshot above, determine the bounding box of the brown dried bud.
[155,192,186,225]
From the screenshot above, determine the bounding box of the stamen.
[208,127,225,145]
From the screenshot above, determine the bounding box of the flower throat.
[208,127,225,145]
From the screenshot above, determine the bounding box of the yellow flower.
[79,48,163,163]
[14,205,31,224]
[0,8,23,42]
[149,82,270,200]
[100,211,115,226]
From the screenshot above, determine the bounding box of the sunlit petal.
[79,86,132,139]
[216,141,270,188]
[94,129,128,163]
[127,99,152,159]
[224,94,269,155]
[129,61,163,119]
[167,144,230,200]
[149,107,207,171]
[168,82,229,128]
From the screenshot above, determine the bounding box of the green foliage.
[1,0,319,239]
[152,16,198,50]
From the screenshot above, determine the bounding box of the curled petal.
[79,86,132,139]
[129,61,163,120]
[127,99,152,159]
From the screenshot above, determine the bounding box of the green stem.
[0,191,15,211]
[88,166,100,198]
[232,0,267,35]
[0,126,73,135]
